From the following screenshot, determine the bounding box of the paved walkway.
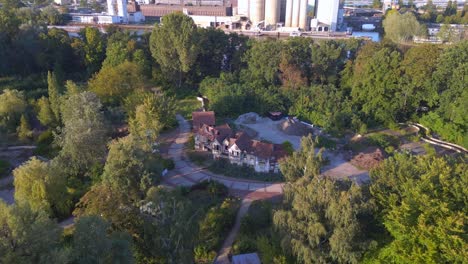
[214,198,253,264]
[162,115,285,264]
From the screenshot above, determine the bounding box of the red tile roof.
[192,111,215,132]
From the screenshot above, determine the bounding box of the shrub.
[208,159,284,182]
[367,133,399,149]
[314,135,337,149]
[282,141,294,155]
[33,130,57,158]
[162,158,175,170]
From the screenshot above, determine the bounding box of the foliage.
[88,61,145,105]
[0,159,10,178]
[36,96,55,126]
[369,154,467,263]
[383,11,426,43]
[279,135,322,182]
[282,141,294,155]
[150,13,199,89]
[233,201,293,263]
[366,133,399,150]
[274,176,376,264]
[34,129,57,158]
[47,71,61,122]
[420,112,467,148]
[0,89,27,131]
[208,158,284,182]
[195,198,239,263]
[101,135,160,198]
[0,201,68,263]
[55,91,108,175]
[13,157,70,218]
[16,114,33,142]
[135,187,199,263]
[78,27,106,75]
[72,215,134,264]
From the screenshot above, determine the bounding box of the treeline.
[228,137,467,263]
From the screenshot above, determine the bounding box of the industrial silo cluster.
[237,0,282,27]
[284,0,307,28]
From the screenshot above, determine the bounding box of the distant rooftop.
[232,252,261,264]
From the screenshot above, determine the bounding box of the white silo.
[285,0,293,27]
[265,0,280,26]
[237,0,250,17]
[298,0,308,30]
[249,0,265,25]
[291,0,300,27]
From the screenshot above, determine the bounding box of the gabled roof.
[230,131,252,151]
[198,123,232,143]
[192,111,215,131]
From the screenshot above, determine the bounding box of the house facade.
[192,111,287,173]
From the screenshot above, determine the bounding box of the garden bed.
[207,159,284,182]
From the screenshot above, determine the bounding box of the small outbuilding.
[232,252,261,264]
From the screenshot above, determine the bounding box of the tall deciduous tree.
[101,135,155,197]
[79,27,106,74]
[0,89,27,130]
[136,187,198,263]
[47,71,61,122]
[13,157,70,217]
[351,46,403,126]
[274,176,375,264]
[16,114,32,142]
[149,13,199,89]
[383,11,426,43]
[0,201,69,263]
[37,96,55,126]
[279,135,322,182]
[369,154,467,263]
[72,215,134,264]
[88,61,145,105]
[55,91,108,175]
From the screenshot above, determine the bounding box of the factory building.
[311,0,343,32]
[71,0,145,24]
[236,0,343,31]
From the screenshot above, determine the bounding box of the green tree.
[74,183,142,235]
[55,91,108,175]
[0,89,27,131]
[72,215,134,264]
[136,187,198,263]
[47,71,62,122]
[279,135,322,182]
[16,114,33,142]
[399,44,441,115]
[36,96,55,126]
[274,176,375,264]
[369,154,467,263]
[101,135,153,197]
[88,61,145,105]
[40,5,63,25]
[0,201,69,263]
[243,39,283,85]
[311,40,345,84]
[383,11,426,43]
[13,157,70,217]
[351,46,403,126]
[79,27,106,74]
[149,13,199,89]
[431,41,467,143]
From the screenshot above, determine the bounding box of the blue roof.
[232,253,261,264]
